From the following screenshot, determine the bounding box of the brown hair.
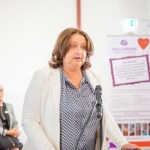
[49,27,94,70]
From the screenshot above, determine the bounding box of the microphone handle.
[96,103,102,119]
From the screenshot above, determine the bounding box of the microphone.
[95,85,102,119]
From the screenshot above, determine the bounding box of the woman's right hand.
[6,128,21,137]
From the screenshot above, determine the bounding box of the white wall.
[0,0,150,145]
[0,0,76,142]
[0,0,76,93]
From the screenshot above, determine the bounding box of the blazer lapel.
[48,68,60,147]
[86,69,101,89]
[3,102,10,128]
[50,68,61,114]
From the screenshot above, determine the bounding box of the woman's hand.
[121,143,142,150]
[11,148,19,150]
[6,128,21,137]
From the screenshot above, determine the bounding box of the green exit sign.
[130,19,137,27]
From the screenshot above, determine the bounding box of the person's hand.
[6,128,21,137]
[11,148,19,150]
[121,143,142,150]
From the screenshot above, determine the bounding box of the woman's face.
[63,33,87,70]
[0,90,4,101]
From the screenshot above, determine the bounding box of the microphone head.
[95,85,102,92]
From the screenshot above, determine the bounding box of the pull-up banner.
[107,36,150,148]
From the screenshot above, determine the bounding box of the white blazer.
[0,103,18,136]
[22,66,127,150]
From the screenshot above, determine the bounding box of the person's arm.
[1,104,20,137]
[10,103,19,129]
[22,70,55,150]
[0,127,4,135]
[104,106,128,149]
[105,106,142,150]
[121,143,142,150]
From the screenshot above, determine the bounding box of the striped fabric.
[60,68,99,150]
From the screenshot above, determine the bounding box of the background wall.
[0,0,77,143]
[81,0,150,103]
[0,0,150,146]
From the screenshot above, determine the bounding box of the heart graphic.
[138,38,149,49]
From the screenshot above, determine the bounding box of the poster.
[107,36,150,148]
